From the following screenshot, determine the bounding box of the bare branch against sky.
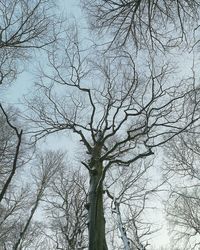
[1,1,200,249]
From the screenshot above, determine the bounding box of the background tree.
[164,129,200,249]
[105,159,159,250]
[166,189,200,250]
[0,150,63,250]
[12,150,63,250]
[0,186,30,249]
[81,0,200,51]
[0,0,58,86]
[0,104,24,204]
[0,1,62,246]
[44,166,88,250]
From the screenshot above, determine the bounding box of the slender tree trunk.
[115,202,130,250]
[0,130,22,204]
[88,160,108,250]
[0,104,23,204]
[13,194,40,250]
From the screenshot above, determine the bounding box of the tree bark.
[115,202,130,250]
[0,130,22,204]
[0,104,23,204]
[88,159,108,250]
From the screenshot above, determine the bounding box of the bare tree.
[12,150,64,250]
[81,0,200,51]
[44,166,88,250]
[163,129,200,249]
[0,104,23,204]
[0,1,64,248]
[0,0,60,216]
[24,23,200,250]
[105,159,160,250]
[166,188,200,250]
[0,0,55,49]
[0,147,63,249]
[0,0,59,86]
[0,186,30,249]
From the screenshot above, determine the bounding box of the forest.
[1,1,200,249]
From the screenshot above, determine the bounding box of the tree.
[25,24,199,250]
[1,1,199,249]
[0,0,60,205]
[0,104,24,204]
[81,0,200,51]
[0,186,30,249]
[12,151,62,249]
[0,150,64,250]
[0,0,58,86]
[164,130,200,249]
[0,1,64,248]
[104,159,159,250]
[44,166,88,250]
[0,105,28,248]
[166,189,200,250]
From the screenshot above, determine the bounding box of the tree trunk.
[115,202,130,250]
[13,193,40,250]
[88,161,108,250]
[0,130,22,204]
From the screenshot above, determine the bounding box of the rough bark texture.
[88,144,108,250]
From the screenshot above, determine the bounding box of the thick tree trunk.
[88,161,108,250]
